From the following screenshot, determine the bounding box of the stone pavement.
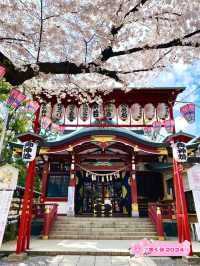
[0,255,198,266]
[1,239,200,256]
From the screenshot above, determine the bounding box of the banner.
[164,119,175,134]
[66,186,75,216]
[0,65,6,79]
[180,103,195,124]
[0,164,19,247]
[25,100,39,115]
[7,88,26,109]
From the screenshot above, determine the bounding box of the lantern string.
[76,164,127,176]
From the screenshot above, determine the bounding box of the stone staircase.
[49,217,158,240]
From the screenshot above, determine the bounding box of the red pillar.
[40,161,49,203]
[131,155,139,217]
[16,160,36,253]
[173,159,192,254]
[16,105,40,254]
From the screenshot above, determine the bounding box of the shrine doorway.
[75,170,132,217]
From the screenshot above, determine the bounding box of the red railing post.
[42,204,57,240]
[156,207,164,240]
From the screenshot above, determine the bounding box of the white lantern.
[144,103,155,120]
[105,103,115,120]
[52,103,65,122]
[22,141,38,162]
[132,103,142,121]
[40,102,52,119]
[80,103,89,121]
[118,104,129,121]
[172,142,188,162]
[92,103,103,120]
[157,103,169,119]
[66,104,77,122]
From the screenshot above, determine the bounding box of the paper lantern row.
[40,102,169,123]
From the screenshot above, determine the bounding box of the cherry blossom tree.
[0,0,200,100]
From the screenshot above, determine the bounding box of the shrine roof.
[42,127,168,148]
[163,131,195,143]
[41,87,185,105]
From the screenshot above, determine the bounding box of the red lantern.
[180,103,195,123]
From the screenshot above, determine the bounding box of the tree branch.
[101,29,200,61]
[36,0,43,62]
[0,37,28,42]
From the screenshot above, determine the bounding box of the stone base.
[182,255,200,264]
[6,252,28,262]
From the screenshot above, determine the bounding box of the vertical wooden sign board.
[0,164,18,247]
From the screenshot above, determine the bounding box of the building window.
[46,161,70,198]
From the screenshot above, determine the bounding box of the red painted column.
[40,160,49,203]
[173,159,192,254]
[16,104,40,254]
[16,160,35,253]
[131,155,139,217]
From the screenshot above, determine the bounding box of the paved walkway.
[0,255,194,266]
[1,239,200,255]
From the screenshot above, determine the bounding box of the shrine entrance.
[75,170,131,217]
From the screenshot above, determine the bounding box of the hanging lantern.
[118,104,129,121]
[92,103,103,120]
[80,103,89,121]
[52,103,65,122]
[180,103,195,124]
[25,100,40,115]
[143,126,152,137]
[157,103,169,119]
[0,65,6,78]
[7,88,26,109]
[132,103,142,121]
[41,116,51,129]
[164,119,175,134]
[40,102,52,119]
[144,103,155,120]
[104,103,115,120]
[152,121,162,134]
[66,104,77,122]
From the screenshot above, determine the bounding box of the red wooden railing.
[33,203,58,240]
[148,203,165,240]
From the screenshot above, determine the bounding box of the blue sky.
[152,60,200,137]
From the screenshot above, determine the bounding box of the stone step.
[49,231,157,236]
[49,234,158,240]
[56,217,151,221]
[54,221,153,225]
[51,227,156,233]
